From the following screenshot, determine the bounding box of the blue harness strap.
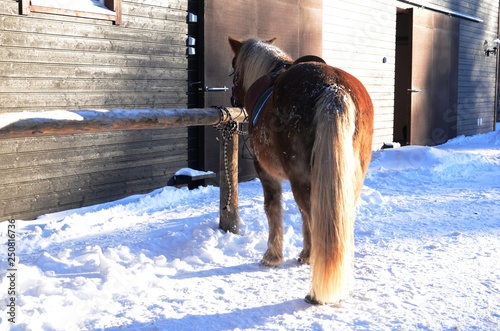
[251,86,274,126]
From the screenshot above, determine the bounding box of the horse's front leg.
[254,160,283,267]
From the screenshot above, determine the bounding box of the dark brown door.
[198,0,323,183]
[394,8,458,146]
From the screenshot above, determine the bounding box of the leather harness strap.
[245,55,326,127]
[251,86,274,126]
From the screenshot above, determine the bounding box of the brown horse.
[228,37,374,305]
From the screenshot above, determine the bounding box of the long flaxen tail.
[307,89,358,305]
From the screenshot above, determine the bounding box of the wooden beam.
[0,108,247,139]
[28,5,117,22]
[0,107,248,234]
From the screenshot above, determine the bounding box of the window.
[20,0,122,25]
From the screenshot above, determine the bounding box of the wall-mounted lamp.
[484,38,500,56]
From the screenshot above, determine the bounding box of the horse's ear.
[265,37,277,44]
[228,36,242,54]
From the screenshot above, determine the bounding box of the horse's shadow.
[103,298,311,331]
[100,260,311,330]
[171,262,262,280]
[171,259,300,280]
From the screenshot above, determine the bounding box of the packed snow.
[1,129,500,330]
[174,168,215,177]
[0,111,85,129]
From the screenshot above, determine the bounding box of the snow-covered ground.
[1,129,500,330]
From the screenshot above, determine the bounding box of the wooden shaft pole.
[0,107,248,235]
[0,107,247,139]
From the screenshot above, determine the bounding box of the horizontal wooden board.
[0,152,187,190]
[0,156,186,196]
[0,137,187,170]
[0,61,187,78]
[0,91,187,109]
[0,32,187,57]
[0,16,185,45]
[0,46,186,69]
[0,0,18,15]
[121,13,188,33]
[124,0,187,11]
[0,77,186,93]
[0,128,185,152]
[0,159,187,219]
[122,2,186,21]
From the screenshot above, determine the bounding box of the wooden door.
[394,8,458,146]
[198,0,323,183]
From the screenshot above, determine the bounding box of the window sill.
[21,0,122,25]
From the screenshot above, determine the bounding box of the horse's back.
[275,62,372,115]
[268,61,373,174]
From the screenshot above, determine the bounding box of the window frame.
[20,0,122,25]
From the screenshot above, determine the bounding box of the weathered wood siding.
[450,0,499,135]
[0,0,189,220]
[323,0,397,149]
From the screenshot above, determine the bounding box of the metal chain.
[212,106,248,137]
[212,106,247,211]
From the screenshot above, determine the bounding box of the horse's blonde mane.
[236,39,292,91]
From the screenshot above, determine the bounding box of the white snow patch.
[0,111,84,129]
[174,168,215,177]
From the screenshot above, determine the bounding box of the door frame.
[394,7,459,146]
[192,0,323,184]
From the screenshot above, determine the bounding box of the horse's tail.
[309,90,358,305]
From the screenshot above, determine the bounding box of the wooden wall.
[394,0,499,136]
[1,0,498,219]
[322,0,397,149]
[0,0,189,220]
[450,0,499,135]
[323,0,499,148]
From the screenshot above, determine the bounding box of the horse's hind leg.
[254,160,284,267]
[290,179,312,264]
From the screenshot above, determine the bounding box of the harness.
[242,55,326,127]
[251,86,273,126]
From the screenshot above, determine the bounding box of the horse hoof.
[298,256,310,265]
[298,250,310,264]
[304,294,320,305]
[260,258,282,267]
[260,253,283,267]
